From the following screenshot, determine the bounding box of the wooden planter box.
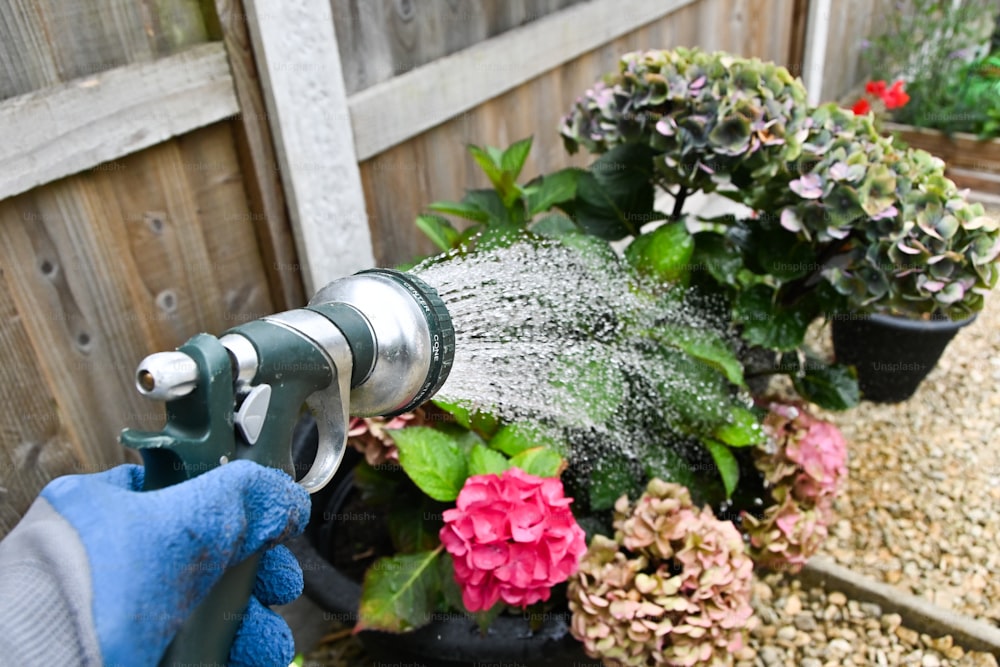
[885,122,1000,197]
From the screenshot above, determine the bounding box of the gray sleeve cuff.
[0,497,103,666]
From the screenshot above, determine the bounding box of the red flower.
[439,468,587,612]
[865,80,887,96]
[851,98,871,115]
[882,80,910,110]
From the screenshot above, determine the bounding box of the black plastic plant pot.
[289,419,599,667]
[831,312,976,403]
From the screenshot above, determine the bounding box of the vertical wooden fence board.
[0,122,278,537]
[0,262,85,535]
[214,0,305,311]
[175,124,275,323]
[819,0,893,103]
[0,186,142,475]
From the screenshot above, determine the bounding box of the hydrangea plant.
[560,48,1000,412]
[741,402,847,572]
[561,47,810,210]
[568,479,754,665]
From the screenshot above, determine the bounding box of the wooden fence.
[339,0,807,266]
[0,0,806,536]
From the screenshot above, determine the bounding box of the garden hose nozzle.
[119,267,454,666]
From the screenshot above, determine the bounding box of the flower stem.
[670,185,688,222]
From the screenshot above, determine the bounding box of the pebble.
[794,613,817,631]
[806,288,1000,623]
[747,572,998,667]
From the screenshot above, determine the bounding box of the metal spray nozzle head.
[310,268,455,417]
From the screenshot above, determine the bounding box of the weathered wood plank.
[819,0,894,102]
[214,0,305,310]
[886,123,1000,171]
[330,0,591,95]
[0,42,239,201]
[175,124,276,324]
[243,0,375,295]
[348,0,700,161]
[0,0,209,100]
[0,183,146,478]
[0,237,87,537]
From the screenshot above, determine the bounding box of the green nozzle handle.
[122,325,337,665]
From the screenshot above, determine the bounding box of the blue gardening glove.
[0,460,310,667]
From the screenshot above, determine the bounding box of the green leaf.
[736,285,812,351]
[703,438,739,498]
[387,500,442,553]
[529,213,580,238]
[431,400,501,439]
[712,405,764,447]
[468,444,511,476]
[792,359,860,411]
[393,427,469,501]
[462,188,510,225]
[415,214,462,252]
[432,398,472,429]
[526,168,584,215]
[489,422,557,457]
[624,221,696,285]
[690,231,744,286]
[572,144,656,240]
[427,200,491,223]
[588,453,639,511]
[468,144,505,191]
[500,137,534,181]
[357,549,443,632]
[652,325,745,386]
[508,447,564,478]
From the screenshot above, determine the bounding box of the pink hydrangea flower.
[439,468,587,612]
[742,402,848,572]
[765,402,847,504]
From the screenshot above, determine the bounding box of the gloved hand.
[0,460,311,667]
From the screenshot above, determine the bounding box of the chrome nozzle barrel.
[310,268,454,416]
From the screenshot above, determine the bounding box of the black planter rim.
[832,311,977,333]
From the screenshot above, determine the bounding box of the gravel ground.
[742,575,998,667]
[809,292,1000,625]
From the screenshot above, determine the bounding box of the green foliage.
[357,548,444,632]
[509,447,564,478]
[588,453,642,511]
[624,220,696,285]
[703,438,740,498]
[392,427,469,502]
[418,136,586,253]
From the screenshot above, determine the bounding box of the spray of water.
[412,236,749,512]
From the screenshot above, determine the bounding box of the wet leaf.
[357,549,443,632]
[393,427,468,501]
